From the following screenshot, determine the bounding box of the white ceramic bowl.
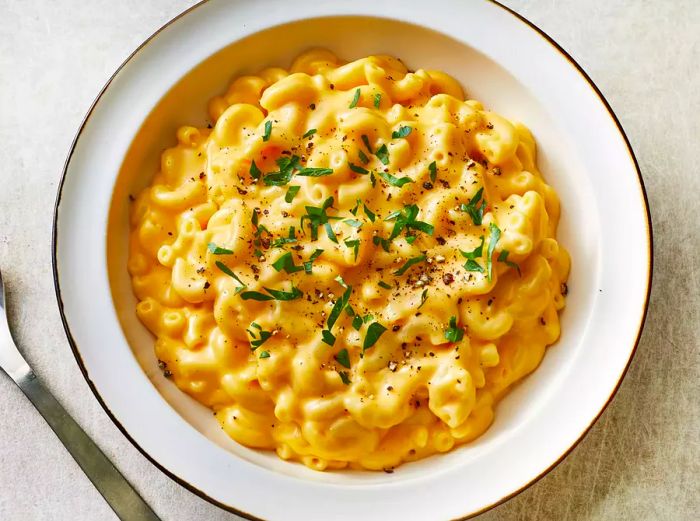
[53,1,652,519]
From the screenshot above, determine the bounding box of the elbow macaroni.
[128,50,570,471]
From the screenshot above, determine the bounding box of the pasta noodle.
[128,50,570,471]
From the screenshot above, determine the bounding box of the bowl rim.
[51,1,653,519]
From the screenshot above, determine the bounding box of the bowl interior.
[108,15,598,484]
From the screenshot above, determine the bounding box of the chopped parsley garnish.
[300,196,341,242]
[335,348,351,368]
[262,120,272,142]
[246,322,272,350]
[285,185,300,203]
[391,126,412,139]
[349,162,369,175]
[385,204,434,240]
[405,236,417,244]
[303,249,324,274]
[370,172,377,187]
[361,134,373,154]
[379,171,413,187]
[428,161,437,182]
[339,371,351,385]
[361,202,376,222]
[372,235,392,252]
[344,239,360,261]
[343,218,363,228]
[271,252,304,274]
[460,187,487,225]
[263,155,333,186]
[321,329,336,346]
[258,350,270,359]
[263,156,299,186]
[393,255,427,275]
[271,226,297,248]
[207,242,233,255]
[358,149,370,164]
[373,93,381,108]
[363,322,387,351]
[444,316,464,343]
[327,279,352,331]
[378,281,392,290]
[460,236,485,273]
[296,166,334,177]
[487,223,501,281]
[418,288,428,308]
[250,160,262,181]
[498,250,521,275]
[302,128,317,139]
[375,144,390,165]
[349,88,361,108]
[351,315,363,330]
[215,261,245,291]
[240,285,303,301]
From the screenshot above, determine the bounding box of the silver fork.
[0,267,160,520]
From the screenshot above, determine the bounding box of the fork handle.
[15,371,161,521]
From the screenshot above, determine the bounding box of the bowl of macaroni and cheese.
[53,1,651,520]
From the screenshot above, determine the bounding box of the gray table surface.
[1,0,698,519]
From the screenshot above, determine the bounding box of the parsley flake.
[363,322,387,351]
[379,171,413,187]
[349,162,369,175]
[460,236,485,273]
[335,348,351,368]
[300,196,341,242]
[444,316,464,343]
[418,288,429,308]
[349,88,361,108]
[327,281,352,331]
[361,134,373,154]
[285,185,300,203]
[375,144,390,165]
[394,255,427,276]
[302,128,317,139]
[246,322,272,350]
[498,250,521,275]
[460,187,487,225]
[250,160,262,181]
[296,166,334,177]
[344,239,360,261]
[385,204,434,240]
[240,285,303,301]
[303,249,324,274]
[262,120,272,142]
[263,156,299,186]
[271,226,297,248]
[321,329,336,346]
[391,126,412,139]
[487,223,501,281]
[351,315,363,330]
[339,371,351,385]
[215,261,245,291]
[271,252,304,274]
[373,93,381,108]
[428,161,437,182]
[208,243,233,255]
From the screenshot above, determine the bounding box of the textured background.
[0,0,698,519]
